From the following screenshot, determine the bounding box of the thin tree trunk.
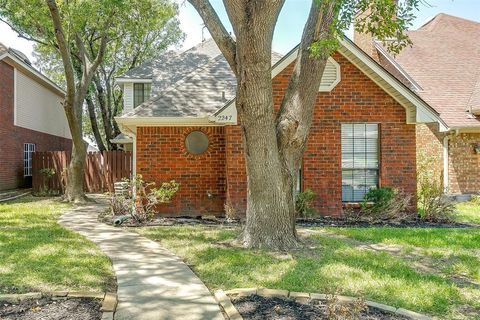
[86,92,107,151]
[93,75,114,150]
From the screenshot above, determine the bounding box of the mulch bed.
[108,215,478,229]
[0,298,102,320]
[297,217,478,228]
[231,295,407,320]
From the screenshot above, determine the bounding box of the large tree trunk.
[190,0,336,250]
[65,138,87,202]
[228,1,298,250]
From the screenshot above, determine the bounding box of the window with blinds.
[341,123,379,202]
[24,143,35,177]
[133,83,151,108]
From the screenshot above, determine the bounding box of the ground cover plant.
[136,204,480,319]
[0,196,114,293]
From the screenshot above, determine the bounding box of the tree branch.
[0,17,53,49]
[45,0,76,108]
[276,0,337,173]
[187,0,237,73]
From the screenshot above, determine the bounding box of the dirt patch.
[0,298,101,320]
[231,295,407,320]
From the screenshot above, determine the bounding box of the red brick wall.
[416,123,480,195]
[0,61,71,191]
[136,126,226,215]
[135,52,418,217]
[448,133,480,194]
[226,52,417,216]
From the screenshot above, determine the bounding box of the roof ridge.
[417,13,480,31]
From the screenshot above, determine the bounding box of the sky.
[0,0,479,68]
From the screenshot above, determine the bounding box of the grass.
[136,204,480,319]
[0,196,115,294]
[455,199,480,224]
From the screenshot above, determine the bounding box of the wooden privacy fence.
[32,151,132,193]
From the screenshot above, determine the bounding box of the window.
[24,143,35,177]
[185,131,209,155]
[296,167,302,194]
[133,83,151,108]
[341,123,379,202]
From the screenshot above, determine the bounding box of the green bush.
[295,189,316,218]
[359,187,412,222]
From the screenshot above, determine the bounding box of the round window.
[185,131,209,155]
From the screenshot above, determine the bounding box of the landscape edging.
[0,291,117,319]
[216,288,432,320]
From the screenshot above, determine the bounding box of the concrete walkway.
[59,198,223,320]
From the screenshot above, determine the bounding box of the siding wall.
[15,69,70,139]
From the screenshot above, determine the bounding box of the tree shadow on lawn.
[0,197,115,294]
[153,226,480,319]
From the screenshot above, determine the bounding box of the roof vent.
[319,57,341,92]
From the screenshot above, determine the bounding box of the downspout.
[443,136,449,193]
[132,127,137,178]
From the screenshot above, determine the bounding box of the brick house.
[0,43,71,191]
[115,35,446,217]
[359,14,480,197]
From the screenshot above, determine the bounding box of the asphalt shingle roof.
[392,14,480,128]
[120,38,282,118]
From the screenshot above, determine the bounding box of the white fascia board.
[116,78,152,84]
[449,127,480,133]
[209,101,237,124]
[115,116,224,127]
[4,53,65,97]
[339,38,449,132]
[373,42,422,91]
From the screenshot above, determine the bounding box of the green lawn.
[136,203,480,319]
[455,200,480,224]
[0,196,115,294]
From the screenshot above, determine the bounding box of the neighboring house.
[115,37,444,217]
[359,13,480,197]
[0,43,71,191]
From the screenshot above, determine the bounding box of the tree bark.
[228,0,298,249]
[191,0,337,250]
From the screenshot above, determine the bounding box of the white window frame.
[23,143,35,177]
[341,123,379,202]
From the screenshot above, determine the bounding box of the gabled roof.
[0,41,65,96]
[117,37,445,131]
[389,13,480,129]
[118,38,282,119]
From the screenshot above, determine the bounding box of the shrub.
[359,187,412,222]
[417,152,455,222]
[295,189,316,218]
[109,175,180,224]
[224,200,237,222]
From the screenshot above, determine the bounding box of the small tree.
[417,152,455,222]
[0,0,178,202]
